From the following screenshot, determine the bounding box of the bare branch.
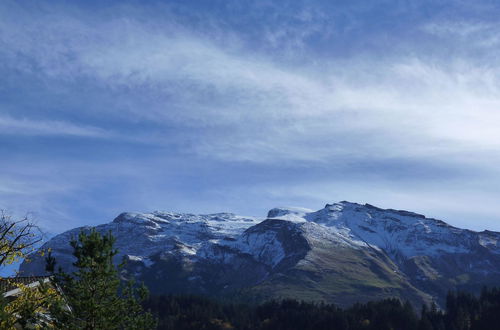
[0,210,44,268]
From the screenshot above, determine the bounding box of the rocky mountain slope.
[20,202,500,307]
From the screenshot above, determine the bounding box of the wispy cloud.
[422,21,493,38]
[0,115,111,138]
[1,0,500,232]
[3,6,500,164]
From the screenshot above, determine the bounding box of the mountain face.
[20,202,500,307]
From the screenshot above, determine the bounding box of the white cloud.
[0,115,111,138]
[422,20,500,48]
[1,2,500,168]
[2,1,500,232]
[422,21,492,38]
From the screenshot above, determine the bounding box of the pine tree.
[47,229,156,329]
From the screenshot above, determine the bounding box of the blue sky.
[2,0,500,233]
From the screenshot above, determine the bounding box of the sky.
[1,0,500,234]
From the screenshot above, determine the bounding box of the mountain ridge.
[20,201,500,307]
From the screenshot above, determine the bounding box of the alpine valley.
[20,202,500,308]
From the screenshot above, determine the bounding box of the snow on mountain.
[20,212,261,276]
[271,201,497,258]
[267,207,312,222]
[19,201,500,307]
[110,211,263,259]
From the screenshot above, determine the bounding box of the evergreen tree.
[47,229,156,329]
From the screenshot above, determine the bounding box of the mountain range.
[20,201,500,307]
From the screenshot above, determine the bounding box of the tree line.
[144,289,500,330]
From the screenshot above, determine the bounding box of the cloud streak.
[0,115,111,138]
[2,4,500,159]
[1,0,500,232]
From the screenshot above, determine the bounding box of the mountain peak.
[267,207,313,219]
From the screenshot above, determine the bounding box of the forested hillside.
[145,288,500,330]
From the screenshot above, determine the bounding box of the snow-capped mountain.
[20,202,500,307]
